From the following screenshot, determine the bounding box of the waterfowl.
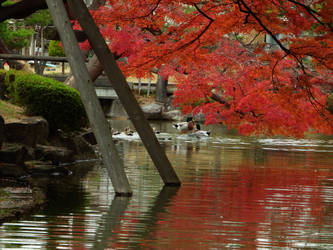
[112,127,140,140]
[111,128,121,136]
[152,127,160,134]
[173,117,195,134]
[124,127,134,136]
[191,124,211,137]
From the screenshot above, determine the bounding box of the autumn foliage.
[79,0,332,137]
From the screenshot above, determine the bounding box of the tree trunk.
[29,33,35,55]
[46,0,132,195]
[65,52,102,89]
[155,74,168,103]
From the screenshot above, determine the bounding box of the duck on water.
[111,127,171,141]
[173,117,195,134]
[173,117,211,138]
[191,124,211,137]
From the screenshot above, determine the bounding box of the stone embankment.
[0,114,97,223]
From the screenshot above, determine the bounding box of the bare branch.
[237,0,291,55]
[0,0,48,22]
[194,3,214,22]
[177,3,215,50]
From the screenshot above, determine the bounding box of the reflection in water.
[0,121,333,249]
[91,186,179,250]
[92,196,130,250]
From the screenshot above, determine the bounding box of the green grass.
[0,100,25,121]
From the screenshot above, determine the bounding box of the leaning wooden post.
[68,0,181,186]
[46,0,132,196]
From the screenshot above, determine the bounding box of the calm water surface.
[1,121,333,249]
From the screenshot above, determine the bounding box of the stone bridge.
[51,75,120,116]
[50,75,176,117]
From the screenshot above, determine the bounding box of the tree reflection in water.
[0,122,333,249]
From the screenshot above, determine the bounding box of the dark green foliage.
[1,70,87,132]
[48,40,65,57]
[0,21,33,50]
[1,70,24,100]
[24,9,52,27]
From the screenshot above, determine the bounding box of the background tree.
[0,3,52,72]
[24,9,52,55]
[0,0,332,137]
[80,0,332,137]
[0,1,33,69]
[0,21,33,51]
[48,40,65,57]
[24,9,53,74]
[0,21,32,69]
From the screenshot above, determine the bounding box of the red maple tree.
[79,0,333,137]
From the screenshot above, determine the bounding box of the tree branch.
[0,0,48,22]
[237,0,291,55]
[177,3,214,50]
[211,91,231,108]
[237,0,309,74]
[286,0,333,32]
[194,3,214,22]
[123,0,162,20]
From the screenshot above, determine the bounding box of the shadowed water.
[1,121,333,249]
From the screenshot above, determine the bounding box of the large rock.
[70,134,97,159]
[162,110,183,121]
[48,131,97,160]
[142,103,163,120]
[35,145,75,165]
[110,100,128,118]
[5,117,49,147]
[81,130,97,145]
[0,144,27,165]
[0,115,4,149]
[25,160,71,177]
[0,163,27,178]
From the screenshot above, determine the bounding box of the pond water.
[1,120,333,249]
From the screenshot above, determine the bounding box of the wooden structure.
[46,0,132,196]
[0,54,69,63]
[46,0,180,195]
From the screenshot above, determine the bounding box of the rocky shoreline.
[0,184,45,224]
[0,114,98,224]
[0,99,192,224]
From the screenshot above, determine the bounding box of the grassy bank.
[0,100,26,122]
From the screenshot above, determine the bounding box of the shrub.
[3,70,87,132]
[0,69,23,100]
[48,40,65,57]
